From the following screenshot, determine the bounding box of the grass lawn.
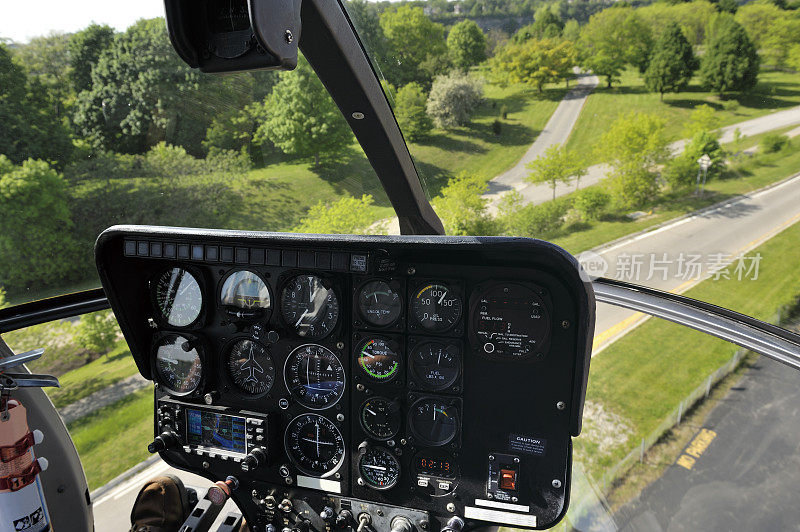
[566,69,800,165]
[68,388,153,490]
[576,219,800,479]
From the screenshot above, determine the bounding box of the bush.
[395,83,433,142]
[142,142,203,177]
[722,100,740,112]
[500,104,509,119]
[608,164,660,209]
[433,172,497,235]
[293,195,381,235]
[64,150,140,182]
[574,188,611,220]
[761,134,790,154]
[492,119,502,136]
[205,148,252,174]
[500,194,571,237]
[74,310,120,356]
[426,72,484,129]
[663,155,699,191]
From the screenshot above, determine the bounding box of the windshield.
[3,0,800,530]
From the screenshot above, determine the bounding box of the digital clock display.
[415,454,455,478]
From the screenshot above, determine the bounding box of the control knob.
[240,448,267,473]
[147,431,179,453]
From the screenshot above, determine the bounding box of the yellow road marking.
[677,428,717,470]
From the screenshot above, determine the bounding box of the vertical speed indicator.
[411,283,462,333]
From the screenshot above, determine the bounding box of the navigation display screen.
[186,409,246,454]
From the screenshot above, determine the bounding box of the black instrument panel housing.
[95,225,595,531]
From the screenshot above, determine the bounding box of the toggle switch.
[499,468,517,491]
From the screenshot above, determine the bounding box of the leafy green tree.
[75,310,119,356]
[760,18,800,69]
[788,44,800,72]
[578,7,652,87]
[12,32,73,116]
[0,44,73,166]
[252,59,353,167]
[294,195,381,234]
[447,20,487,69]
[717,0,738,14]
[0,156,79,291]
[525,144,586,199]
[735,1,784,47]
[574,188,611,220]
[425,72,483,128]
[664,130,724,189]
[563,20,581,42]
[380,5,448,85]
[700,17,759,96]
[69,23,115,93]
[499,191,571,237]
[346,0,389,66]
[492,38,576,91]
[513,8,564,43]
[395,83,433,141]
[637,1,717,46]
[644,23,698,100]
[433,172,496,235]
[683,104,720,139]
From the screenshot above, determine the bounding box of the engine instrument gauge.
[357,280,402,327]
[410,342,461,391]
[154,335,203,396]
[220,270,271,318]
[154,268,203,327]
[472,283,551,360]
[356,337,401,382]
[358,447,401,490]
[226,339,275,395]
[359,397,401,440]
[411,283,462,333]
[281,275,339,339]
[285,413,345,477]
[284,344,345,409]
[409,397,459,447]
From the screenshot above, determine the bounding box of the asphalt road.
[614,355,800,532]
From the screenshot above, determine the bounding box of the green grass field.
[576,219,800,478]
[566,69,800,165]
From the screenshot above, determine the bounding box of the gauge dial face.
[473,283,551,359]
[410,342,461,391]
[284,344,345,409]
[359,447,401,490]
[409,398,458,447]
[360,397,401,440]
[356,338,401,382]
[154,335,203,396]
[227,339,275,395]
[412,283,462,332]
[220,270,271,315]
[285,414,345,477]
[281,275,339,339]
[154,268,203,327]
[357,280,402,327]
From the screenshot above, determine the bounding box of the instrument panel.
[96,227,595,531]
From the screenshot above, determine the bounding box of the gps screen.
[186,409,247,454]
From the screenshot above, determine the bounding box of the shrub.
[433,172,497,235]
[142,142,203,177]
[500,104,509,119]
[426,72,483,129]
[293,195,381,235]
[761,134,790,154]
[0,287,8,309]
[205,148,252,174]
[608,163,660,209]
[74,310,119,356]
[722,100,740,112]
[500,194,571,237]
[492,119,502,136]
[574,188,611,220]
[395,83,433,142]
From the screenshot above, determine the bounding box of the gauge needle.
[438,291,447,305]
[363,464,387,471]
[296,309,309,327]
[365,408,377,416]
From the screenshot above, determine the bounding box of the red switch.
[499,469,517,491]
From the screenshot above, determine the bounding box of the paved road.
[614,355,800,531]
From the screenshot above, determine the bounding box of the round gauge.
[226,339,276,395]
[410,342,461,391]
[356,338,401,382]
[472,283,551,359]
[281,275,339,339]
[154,268,203,327]
[284,344,346,409]
[411,283,462,333]
[360,397,401,440]
[409,398,459,447]
[359,447,401,490]
[154,335,203,396]
[220,270,271,317]
[357,280,402,327]
[285,414,345,477]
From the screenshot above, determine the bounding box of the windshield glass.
[4,0,800,530]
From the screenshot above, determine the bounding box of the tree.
[760,18,800,69]
[346,0,389,66]
[395,83,433,141]
[491,38,576,91]
[294,195,382,234]
[700,17,759,95]
[69,23,115,93]
[252,59,353,167]
[683,104,720,139]
[578,7,652,88]
[75,310,119,356]
[447,20,487,69]
[644,23,698,100]
[380,5,448,86]
[0,156,79,291]
[563,20,581,42]
[513,8,564,42]
[735,1,784,48]
[717,0,738,14]
[525,144,586,199]
[425,72,483,128]
[433,172,496,235]
[0,44,73,166]
[574,188,611,220]
[637,1,718,46]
